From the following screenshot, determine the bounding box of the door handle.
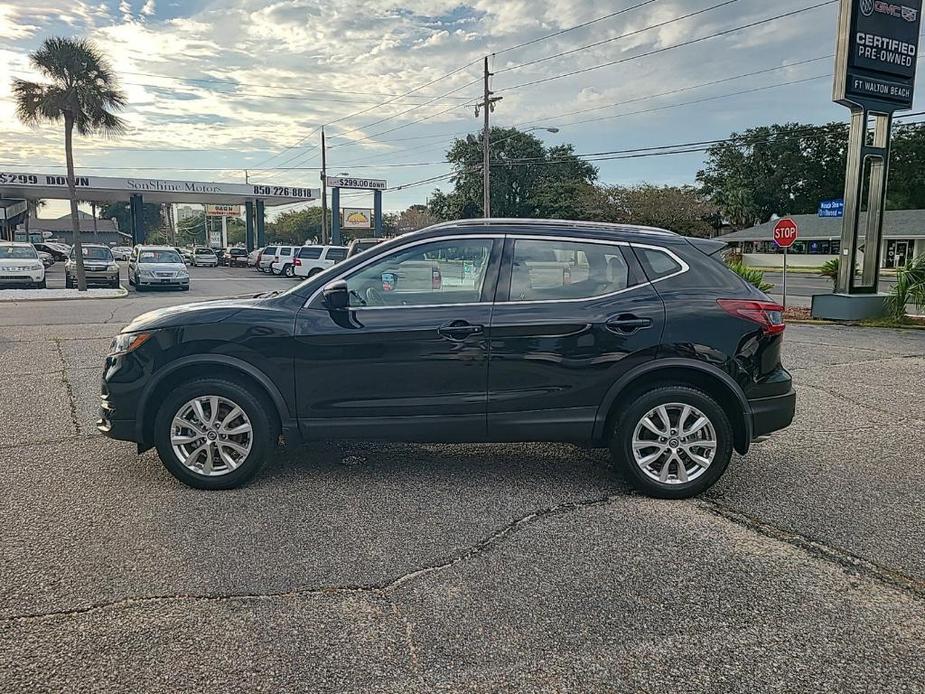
[605,315,653,335]
[438,320,484,341]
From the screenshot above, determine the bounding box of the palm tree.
[23,198,46,239]
[12,37,126,291]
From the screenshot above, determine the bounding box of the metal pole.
[482,56,490,219]
[321,127,329,245]
[782,247,788,309]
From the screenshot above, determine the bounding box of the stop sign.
[773,218,799,248]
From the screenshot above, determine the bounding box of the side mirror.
[322,279,350,310]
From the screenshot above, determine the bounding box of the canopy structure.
[0,171,320,248]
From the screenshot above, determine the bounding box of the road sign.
[818,199,845,217]
[773,218,799,248]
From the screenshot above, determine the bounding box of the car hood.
[121,296,266,333]
[0,258,39,267]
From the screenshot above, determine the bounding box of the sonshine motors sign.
[834,0,922,110]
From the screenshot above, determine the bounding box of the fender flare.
[592,357,753,447]
[135,354,294,445]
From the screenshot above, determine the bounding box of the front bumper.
[750,388,796,439]
[0,272,44,285]
[137,275,189,287]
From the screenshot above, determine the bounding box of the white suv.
[293,245,348,278]
[268,245,299,276]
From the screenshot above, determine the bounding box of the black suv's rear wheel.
[153,378,277,489]
[611,385,732,499]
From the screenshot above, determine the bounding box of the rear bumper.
[749,388,796,439]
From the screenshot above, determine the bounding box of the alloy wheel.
[170,395,253,477]
[631,402,717,485]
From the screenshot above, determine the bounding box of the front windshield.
[139,250,182,264]
[75,247,113,261]
[0,246,38,259]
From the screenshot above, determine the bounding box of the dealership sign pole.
[815,0,922,319]
[773,218,799,309]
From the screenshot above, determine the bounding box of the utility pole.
[476,56,502,219]
[320,127,329,245]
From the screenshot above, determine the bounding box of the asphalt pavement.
[0,281,923,692]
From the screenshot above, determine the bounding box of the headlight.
[109,331,153,357]
[108,263,119,271]
[32,263,44,271]
[139,268,154,277]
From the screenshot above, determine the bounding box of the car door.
[293,235,502,442]
[486,234,666,442]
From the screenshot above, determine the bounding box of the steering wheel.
[364,285,385,306]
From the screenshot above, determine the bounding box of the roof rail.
[425,218,679,237]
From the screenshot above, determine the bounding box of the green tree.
[12,37,126,290]
[432,128,598,219]
[887,123,925,209]
[583,184,719,237]
[99,201,163,240]
[697,122,847,226]
[267,207,327,245]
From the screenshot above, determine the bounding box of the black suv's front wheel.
[153,378,277,489]
[611,385,733,499]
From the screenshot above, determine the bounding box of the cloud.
[141,0,156,18]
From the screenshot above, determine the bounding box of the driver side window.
[342,238,494,308]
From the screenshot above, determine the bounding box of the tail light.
[717,299,785,335]
[294,258,301,266]
[432,266,442,290]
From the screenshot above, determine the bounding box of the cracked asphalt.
[1,292,924,693]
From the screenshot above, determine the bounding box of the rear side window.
[299,247,323,260]
[263,246,277,255]
[279,247,292,256]
[634,246,683,280]
[326,248,347,262]
[507,239,633,302]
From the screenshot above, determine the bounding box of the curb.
[787,318,925,330]
[0,286,129,303]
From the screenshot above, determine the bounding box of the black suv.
[98,219,794,498]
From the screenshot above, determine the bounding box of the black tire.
[135,275,146,292]
[610,385,733,499]
[283,264,295,278]
[153,377,278,490]
[181,285,190,291]
[37,278,47,289]
[110,279,120,289]
[308,267,322,278]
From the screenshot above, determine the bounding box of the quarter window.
[634,247,682,281]
[507,239,632,301]
[341,238,494,308]
[299,247,323,260]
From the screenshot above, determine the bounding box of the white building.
[715,210,925,270]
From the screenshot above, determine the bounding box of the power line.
[497,0,838,92]
[492,0,660,56]
[496,0,741,75]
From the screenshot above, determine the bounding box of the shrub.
[818,258,839,289]
[727,261,773,292]
[886,254,925,321]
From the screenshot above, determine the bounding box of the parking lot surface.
[0,290,923,692]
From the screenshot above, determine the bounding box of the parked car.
[257,245,278,273]
[97,219,795,495]
[0,242,46,288]
[346,237,383,258]
[248,247,264,268]
[292,245,348,279]
[227,248,249,267]
[111,246,133,261]
[264,245,299,275]
[128,246,190,292]
[191,247,218,267]
[36,250,54,268]
[65,244,120,288]
[212,248,227,265]
[33,242,69,262]
[175,247,193,264]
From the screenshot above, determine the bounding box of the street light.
[525,127,559,134]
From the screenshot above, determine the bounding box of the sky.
[1,0,922,218]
